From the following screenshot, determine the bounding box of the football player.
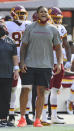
[5,5,33,125]
[62,47,74,114]
[41,7,71,125]
[48,7,71,124]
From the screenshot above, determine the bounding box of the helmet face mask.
[15,10,27,20]
[11,5,28,22]
[48,7,63,24]
[52,16,63,24]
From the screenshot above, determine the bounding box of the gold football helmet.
[11,5,28,22]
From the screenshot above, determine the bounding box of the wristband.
[13,65,19,71]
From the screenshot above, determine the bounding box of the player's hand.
[54,64,61,75]
[13,70,19,80]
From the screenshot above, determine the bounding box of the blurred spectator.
[0,24,19,127]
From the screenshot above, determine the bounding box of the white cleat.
[51,116,65,124]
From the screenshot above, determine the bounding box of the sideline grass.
[0,125,74,131]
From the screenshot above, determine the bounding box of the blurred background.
[0,0,74,42]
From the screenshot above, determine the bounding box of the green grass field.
[0,125,74,131]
